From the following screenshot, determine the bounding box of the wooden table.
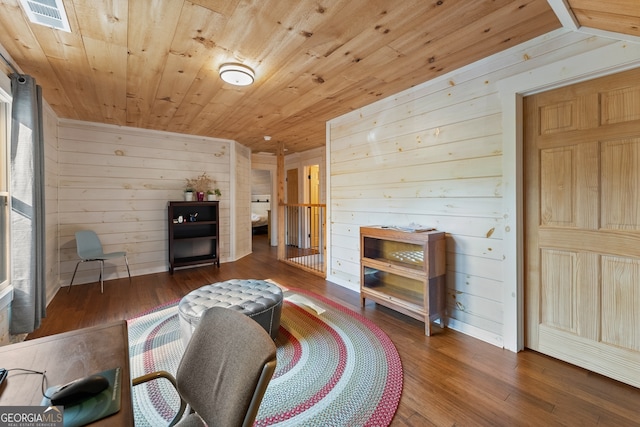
[0,321,133,426]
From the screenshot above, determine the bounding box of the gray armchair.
[133,306,277,427]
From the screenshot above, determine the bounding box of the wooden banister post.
[277,141,285,260]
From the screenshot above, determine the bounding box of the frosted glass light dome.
[219,63,255,86]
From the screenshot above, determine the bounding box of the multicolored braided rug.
[128,287,403,426]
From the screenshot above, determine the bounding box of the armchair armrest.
[132,371,187,426]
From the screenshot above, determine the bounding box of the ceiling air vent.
[19,0,71,32]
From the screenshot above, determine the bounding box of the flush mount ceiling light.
[219,63,255,86]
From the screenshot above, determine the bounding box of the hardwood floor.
[29,235,640,426]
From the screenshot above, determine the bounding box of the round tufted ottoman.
[178,279,283,346]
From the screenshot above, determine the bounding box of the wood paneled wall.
[234,142,251,260]
[57,120,234,286]
[327,29,621,347]
[251,170,271,196]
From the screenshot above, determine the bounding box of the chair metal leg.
[68,261,82,293]
[124,255,131,282]
[99,260,104,294]
[69,256,128,294]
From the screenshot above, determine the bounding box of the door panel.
[601,256,640,351]
[539,249,576,332]
[525,67,640,388]
[539,146,576,227]
[601,138,640,230]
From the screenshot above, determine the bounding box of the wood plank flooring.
[28,235,640,426]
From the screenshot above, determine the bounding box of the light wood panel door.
[524,67,640,388]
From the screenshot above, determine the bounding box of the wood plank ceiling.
[567,0,640,37]
[0,0,636,154]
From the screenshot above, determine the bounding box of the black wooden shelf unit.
[168,201,220,273]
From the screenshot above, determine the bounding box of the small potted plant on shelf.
[184,188,194,201]
[207,188,221,201]
[185,173,214,202]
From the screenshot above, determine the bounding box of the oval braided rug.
[128,287,403,426]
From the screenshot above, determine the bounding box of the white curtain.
[10,74,46,334]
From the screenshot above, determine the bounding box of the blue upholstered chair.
[68,230,131,293]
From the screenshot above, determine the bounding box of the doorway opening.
[251,169,274,247]
[283,164,325,275]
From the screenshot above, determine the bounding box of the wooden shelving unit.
[360,226,446,335]
[168,201,220,273]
